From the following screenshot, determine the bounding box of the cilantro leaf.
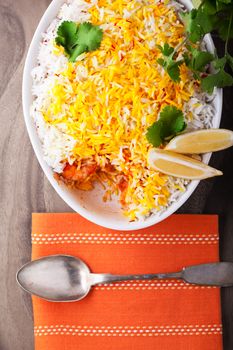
[159,106,186,138]
[214,56,227,69]
[201,68,233,93]
[167,60,183,82]
[181,10,201,43]
[146,121,164,147]
[214,54,233,72]
[55,21,103,62]
[76,22,103,51]
[69,45,87,62]
[157,44,183,82]
[55,21,79,54]
[157,58,166,67]
[188,47,214,72]
[193,9,217,34]
[146,106,186,147]
[202,0,217,15]
[181,9,217,43]
[157,43,174,56]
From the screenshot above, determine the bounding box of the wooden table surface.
[0,1,233,349]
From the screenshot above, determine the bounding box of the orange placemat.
[32,213,222,350]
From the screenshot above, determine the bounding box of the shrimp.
[61,162,97,183]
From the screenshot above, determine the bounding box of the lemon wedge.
[148,149,223,180]
[165,129,233,154]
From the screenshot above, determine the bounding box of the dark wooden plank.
[204,85,233,350]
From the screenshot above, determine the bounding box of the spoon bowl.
[17,255,91,301]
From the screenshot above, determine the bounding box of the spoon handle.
[90,262,233,287]
[90,271,182,285]
[182,262,233,286]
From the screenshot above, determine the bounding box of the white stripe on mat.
[34,324,222,337]
[31,233,219,245]
[94,280,217,290]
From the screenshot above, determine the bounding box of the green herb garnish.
[157,43,184,82]
[55,21,103,62]
[187,46,214,72]
[181,8,217,43]
[201,68,233,93]
[157,0,233,92]
[146,106,186,147]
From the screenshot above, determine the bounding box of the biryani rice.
[31,0,215,220]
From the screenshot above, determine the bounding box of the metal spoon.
[16,255,233,302]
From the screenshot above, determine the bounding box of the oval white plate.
[22,0,222,231]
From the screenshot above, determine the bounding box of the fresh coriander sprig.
[146,106,186,147]
[158,0,233,92]
[157,43,184,82]
[55,21,103,62]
